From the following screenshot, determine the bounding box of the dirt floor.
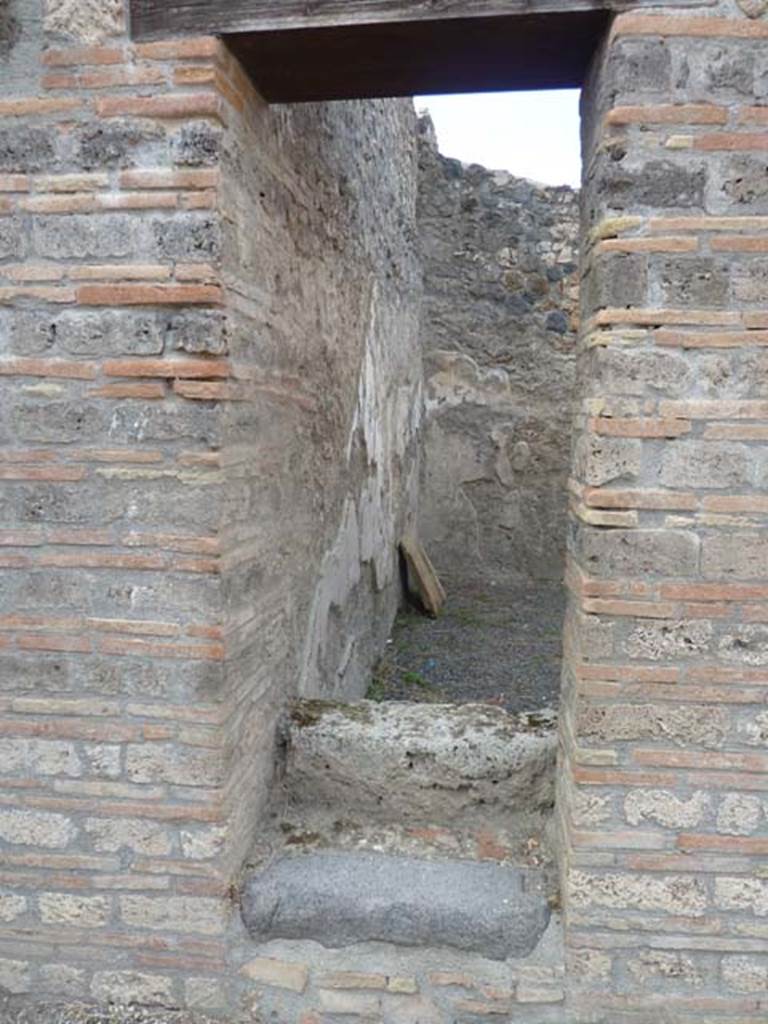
[369,580,566,714]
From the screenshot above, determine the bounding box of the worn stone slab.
[284,700,557,825]
[242,852,550,960]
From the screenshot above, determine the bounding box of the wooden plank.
[130,0,714,40]
[227,11,606,101]
[401,534,446,619]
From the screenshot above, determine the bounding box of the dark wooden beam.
[129,0,711,41]
[225,12,609,102]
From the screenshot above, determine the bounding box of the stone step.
[282,699,557,828]
[241,850,552,961]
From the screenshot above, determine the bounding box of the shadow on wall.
[417,114,580,587]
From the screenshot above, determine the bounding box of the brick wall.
[0,0,421,1013]
[561,6,768,1021]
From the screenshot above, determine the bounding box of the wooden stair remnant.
[400,534,446,618]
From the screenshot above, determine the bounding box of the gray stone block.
[242,852,550,960]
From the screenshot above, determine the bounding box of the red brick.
[134,38,221,61]
[16,634,92,654]
[0,465,86,482]
[0,175,30,192]
[103,357,230,379]
[656,329,768,349]
[0,450,56,463]
[38,551,166,571]
[606,104,727,126]
[0,530,45,547]
[0,358,97,380]
[678,834,768,855]
[47,528,113,546]
[633,749,768,772]
[589,417,691,438]
[173,66,216,87]
[0,97,81,117]
[661,582,768,602]
[78,284,222,306]
[122,532,220,555]
[597,237,698,254]
[119,169,218,190]
[173,381,239,400]
[87,618,181,638]
[68,449,164,465]
[613,13,768,39]
[98,636,224,661]
[95,94,224,121]
[581,599,678,619]
[572,767,677,787]
[711,236,768,252]
[180,190,216,210]
[702,495,768,513]
[79,67,166,90]
[171,557,219,575]
[0,286,75,304]
[42,46,124,66]
[696,133,768,152]
[88,382,166,400]
[69,264,172,282]
[576,663,679,683]
[20,194,96,214]
[583,487,697,511]
[592,308,739,328]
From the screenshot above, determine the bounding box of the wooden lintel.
[130,0,712,41]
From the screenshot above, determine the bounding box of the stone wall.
[0,0,421,1012]
[417,116,579,584]
[560,5,768,1021]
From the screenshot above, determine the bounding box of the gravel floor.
[370,580,566,714]
[0,1003,220,1024]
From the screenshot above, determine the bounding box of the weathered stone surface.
[578,528,699,579]
[715,877,768,917]
[717,794,763,836]
[579,703,728,749]
[44,0,124,43]
[720,625,768,665]
[660,441,753,490]
[624,790,710,829]
[0,959,30,995]
[0,894,26,924]
[416,115,578,584]
[628,950,703,988]
[0,808,76,849]
[704,534,768,580]
[570,871,708,916]
[722,956,768,994]
[284,700,557,824]
[126,743,226,788]
[574,434,641,487]
[90,971,175,1008]
[625,619,713,661]
[242,852,550,960]
[84,817,172,857]
[119,896,229,936]
[39,894,109,927]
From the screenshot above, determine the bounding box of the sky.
[415,89,582,189]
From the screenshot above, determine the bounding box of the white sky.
[415,90,582,189]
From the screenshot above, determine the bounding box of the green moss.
[289,699,373,728]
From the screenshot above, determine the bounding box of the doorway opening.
[370,92,581,718]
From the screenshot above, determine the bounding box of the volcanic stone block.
[242,852,550,960]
